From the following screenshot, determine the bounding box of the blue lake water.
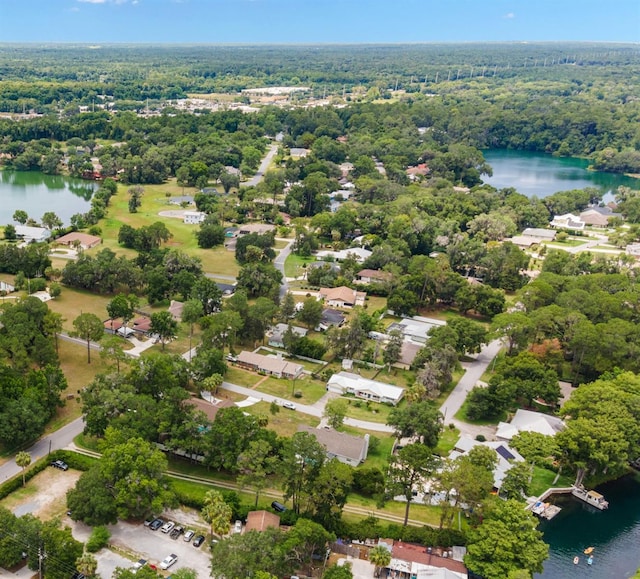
[536,474,640,578]
[0,170,96,227]
[482,149,640,200]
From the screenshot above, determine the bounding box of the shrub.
[293,390,303,398]
[475,434,486,442]
[86,526,110,552]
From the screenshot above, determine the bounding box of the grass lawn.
[364,295,387,314]
[434,426,461,456]
[243,401,320,437]
[45,339,111,433]
[529,465,573,497]
[343,397,395,424]
[284,253,315,277]
[345,494,447,528]
[544,239,588,248]
[455,398,506,426]
[47,289,114,332]
[224,366,261,388]
[257,375,327,405]
[358,434,395,470]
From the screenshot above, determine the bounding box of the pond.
[0,170,96,227]
[536,474,640,578]
[482,149,640,200]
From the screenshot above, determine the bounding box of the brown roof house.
[56,232,102,250]
[318,286,366,309]
[298,425,369,467]
[355,269,392,284]
[187,396,234,423]
[245,510,281,533]
[236,350,303,379]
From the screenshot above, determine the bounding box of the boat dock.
[527,485,609,518]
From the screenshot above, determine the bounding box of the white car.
[183,529,195,542]
[160,521,175,534]
[282,401,296,410]
[132,559,146,574]
[159,554,178,570]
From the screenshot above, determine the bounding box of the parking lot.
[105,517,212,576]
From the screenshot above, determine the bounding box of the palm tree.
[15,451,31,487]
[201,490,232,538]
[75,553,98,578]
[369,545,392,578]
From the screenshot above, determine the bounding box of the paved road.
[274,238,295,300]
[0,417,85,482]
[243,144,278,187]
[438,339,503,424]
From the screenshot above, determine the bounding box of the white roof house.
[183,211,207,224]
[327,372,404,406]
[15,225,50,243]
[550,213,585,230]
[315,247,372,263]
[450,436,525,490]
[387,316,447,344]
[496,409,565,441]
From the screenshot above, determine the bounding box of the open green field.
[529,465,573,497]
[224,366,262,388]
[243,401,320,437]
[284,253,316,277]
[257,375,327,405]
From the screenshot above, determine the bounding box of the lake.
[0,170,96,227]
[536,474,640,578]
[482,149,640,200]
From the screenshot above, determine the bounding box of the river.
[536,474,640,578]
[482,149,640,200]
[0,170,95,226]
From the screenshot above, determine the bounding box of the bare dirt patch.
[0,467,80,520]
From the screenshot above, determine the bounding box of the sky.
[0,0,638,44]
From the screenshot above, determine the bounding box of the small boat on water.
[572,486,609,510]
[573,556,579,565]
[587,555,594,566]
[584,546,594,555]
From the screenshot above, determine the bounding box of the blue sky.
[1,0,638,43]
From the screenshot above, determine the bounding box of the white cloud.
[503,12,515,19]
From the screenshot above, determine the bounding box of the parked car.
[50,460,69,471]
[233,520,242,534]
[193,535,205,548]
[282,401,296,410]
[149,518,164,531]
[160,521,175,534]
[159,554,178,570]
[183,530,195,542]
[271,501,287,513]
[169,526,184,539]
[143,515,156,527]
[132,559,147,574]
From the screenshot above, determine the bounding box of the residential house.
[326,372,405,406]
[55,232,101,250]
[289,148,310,158]
[168,195,195,206]
[183,211,206,224]
[0,281,15,293]
[318,286,366,309]
[496,409,565,441]
[550,213,585,230]
[186,396,234,423]
[245,511,281,533]
[315,247,372,263]
[449,436,525,490]
[215,282,237,296]
[267,323,308,348]
[167,300,184,322]
[387,316,447,344]
[236,351,303,379]
[355,269,392,284]
[317,308,346,331]
[406,163,430,181]
[387,541,467,579]
[579,206,622,228]
[509,228,557,248]
[297,425,369,467]
[237,223,276,236]
[15,226,50,243]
